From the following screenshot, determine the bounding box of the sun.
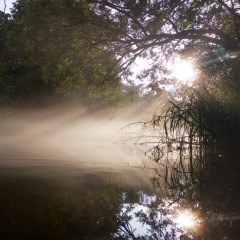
[172,60,196,84]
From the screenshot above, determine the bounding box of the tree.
[81,0,240,143]
[0,11,15,104]
[81,0,240,85]
[8,0,123,103]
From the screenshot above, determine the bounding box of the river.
[0,104,239,239]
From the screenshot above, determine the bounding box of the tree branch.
[217,0,240,20]
[102,1,149,37]
[4,0,6,14]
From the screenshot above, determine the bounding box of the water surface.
[1,106,240,239]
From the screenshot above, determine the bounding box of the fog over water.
[0,98,163,187]
[3,96,235,239]
[0,97,173,239]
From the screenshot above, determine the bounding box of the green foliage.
[2,0,123,104]
[0,63,14,104]
[0,12,14,104]
[4,0,240,103]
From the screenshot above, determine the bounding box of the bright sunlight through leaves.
[172,60,196,85]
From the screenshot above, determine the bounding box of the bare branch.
[4,0,6,14]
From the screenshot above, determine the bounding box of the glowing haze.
[0,96,166,174]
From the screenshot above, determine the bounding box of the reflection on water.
[0,179,201,240]
[0,157,151,239]
[175,209,198,228]
[1,147,240,239]
[0,107,240,239]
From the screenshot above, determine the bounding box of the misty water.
[0,103,159,239]
[1,103,240,239]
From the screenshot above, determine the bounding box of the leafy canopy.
[8,0,123,101]
[2,0,240,103]
[86,0,240,85]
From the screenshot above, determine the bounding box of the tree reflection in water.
[147,135,240,240]
[35,188,201,240]
[36,189,123,240]
[1,143,240,239]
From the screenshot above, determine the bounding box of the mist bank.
[0,93,169,161]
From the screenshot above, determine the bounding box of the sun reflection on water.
[175,210,197,228]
